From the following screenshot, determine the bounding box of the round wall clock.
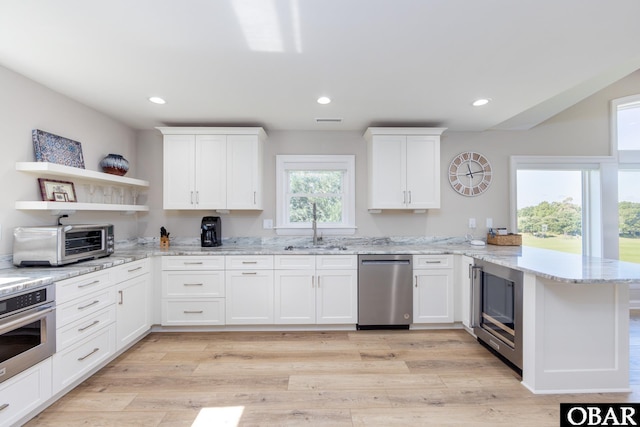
[448,151,492,196]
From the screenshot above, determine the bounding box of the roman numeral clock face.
[448,151,492,196]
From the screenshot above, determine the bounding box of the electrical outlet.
[486,218,493,228]
[468,218,476,229]
[263,219,273,229]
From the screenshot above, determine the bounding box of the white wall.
[0,65,139,256]
[2,62,639,254]
[136,69,640,242]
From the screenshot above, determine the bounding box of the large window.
[613,95,640,263]
[275,155,356,235]
[511,157,614,257]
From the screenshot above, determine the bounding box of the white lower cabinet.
[116,276,151,350]
[161,256,226,326]
[53,269,116,395]
[226,256,274,324]
[0,358,51,427]
[274,255,357,325]
[413,255,454,323]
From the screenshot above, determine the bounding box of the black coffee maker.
[201,216,221,247]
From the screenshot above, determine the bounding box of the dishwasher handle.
[360,259,411,265]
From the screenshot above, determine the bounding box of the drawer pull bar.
[127,266,143,272]
[0,403,9,411]
[183,283,204,286]
[242,261,258,264]
[78,347,100,361]
[78,320,100,332]
[78,300,100,310]
[242,272,257,275]
[183,262,204,265]
[183,310,204,314]
[424,261,442,264]
[78,280,100,288]
[118,290,124,305]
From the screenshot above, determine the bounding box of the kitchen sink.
[284,245,348,251]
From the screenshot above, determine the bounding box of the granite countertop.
[1,236,640,297]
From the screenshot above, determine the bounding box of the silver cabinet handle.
[183,310,204,314]
[191,191,194,204]
[118,290,123,305]
[184,262,204,265]
[242,261,258,264]
[253,191,257,204]
[196,191,200,204]
[78,280,100,288]
[0,403,9,411]
[183,283,204,286]
[317,276,321,288]
[78,320,100,332]
[415,275,418,288]
[78,300,100,310]
[242,272,257,275]
[78,347,100,361]
[128,266,143,273]
[425,260,441,264]
[408,191,412,204]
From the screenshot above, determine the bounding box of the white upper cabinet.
[158,127,266,210]
[364,127,446,211]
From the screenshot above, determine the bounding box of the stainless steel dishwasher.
[357,254,413,329]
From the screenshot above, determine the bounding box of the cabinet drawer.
[162,271,225,297]
[161,299,225,326]
[226,255,273,270]
[57,288,116,327]
[56,271,112,305]
[274,255,315,269]
[0,358,51,427]
[57,305,116,351]
[52,323,116,394]
[162,256,225,270]
[413,254,453,269]
[316,255,357,270]
[113,258,150,282]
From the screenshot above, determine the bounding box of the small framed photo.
[38,178,77,202]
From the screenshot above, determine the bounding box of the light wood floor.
[26,313,640,427]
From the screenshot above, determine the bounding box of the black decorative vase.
[100,154,129,176]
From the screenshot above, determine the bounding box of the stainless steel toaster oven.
[13,224,114,267]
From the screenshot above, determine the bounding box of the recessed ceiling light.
[472,98,491,107]
[317,96,331,105]
[148,96,166,105]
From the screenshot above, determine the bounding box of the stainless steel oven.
[471,260,523,373]
[0,284,55,383]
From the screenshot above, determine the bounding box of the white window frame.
[509,156,617,258]
[275,154,356,235]
[611,94,640,162]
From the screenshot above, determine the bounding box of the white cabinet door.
[195,135,227,209]
[116,274,151,351]
[316,269,357,324]
[406,135,440,209]
[0,358,51,427]
[226,135,262,209]
[225,270,274,324]
[163,134,196,209]
[413,269,454,323]
[274,269,315,324]
[367,135,406,209]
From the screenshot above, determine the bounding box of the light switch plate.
[263,219,273,229]
[486,218,493,228]
[468,218,476,229]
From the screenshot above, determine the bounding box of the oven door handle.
[0,305,54,335]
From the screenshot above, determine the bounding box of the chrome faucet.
[312,202,319,245]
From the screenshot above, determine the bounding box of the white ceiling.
[2,0,640,132]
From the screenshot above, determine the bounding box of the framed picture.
[38,178,77,202]
[32,129,85,169]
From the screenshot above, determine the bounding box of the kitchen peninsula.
[0,237,636,427]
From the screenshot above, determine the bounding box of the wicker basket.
[487,233,522,246]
